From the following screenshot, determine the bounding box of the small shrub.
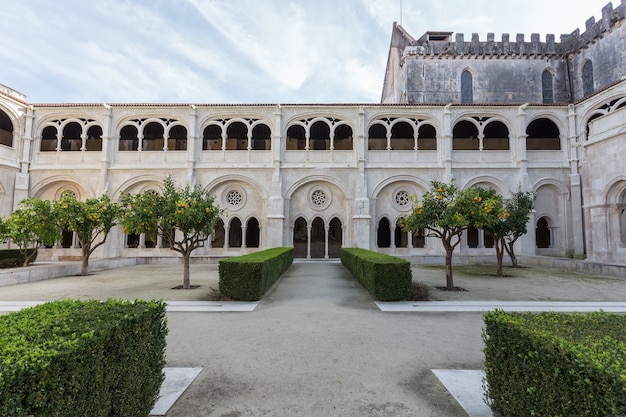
[406,281,429,301]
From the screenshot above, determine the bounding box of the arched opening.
[203,124,222,150]
[229,217,243,248]
[310,217,325,258]
[251,124,271,150]
[246,217,260,248]
[126,233,140,248]
[395,219,408,247]
[368,123,387,150]
[85,125,103,151]
[142,122,165,151]
[377,217,391,248]
[526,118,560,150]
[41,126,58,151]
[621,208,626,244]
[333,124,353,150]
[211,219,225,248]
[453,120,479,150]
[293,217,308,258]
[226,122,248,150]
[310,121,330,150]
[542,70,554,104]
[328,217,342,258]
[483,121,509,150]
[467,226,479,248]
[61,229,74,248]
[461,70,473,104]
[413,229,426,248]
[0,110,14,147]
[119,125,139,151]
[168,125,187,150]
[582,60,594,97]
[390,121,414,150]
[417,124,437,150]
[61,122,82,151]
[286,125,306,150]
[536,217,551,248]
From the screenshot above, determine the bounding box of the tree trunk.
[182,251,191,289]
[495,237,504,277]
[505,240,518,268]
[444,245,455,290]
[80,244,90,276]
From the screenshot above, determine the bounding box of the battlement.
[407,0,625,58]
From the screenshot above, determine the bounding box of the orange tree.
[399,180,507,290]
[1,198,60,266]
[119,177,221,289]
[53,193,120,276]
[484,188,534,275]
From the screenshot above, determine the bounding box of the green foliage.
[399,179,508,289]
[483,310,626,417]
[340,248,412,301]
[2,198,59,266]
[219,247,294,301]
[0,299,168,417]
[52,192,120,275]
[0,249,38,268]
[120,176,222,288]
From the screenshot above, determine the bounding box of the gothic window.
[621,208,626,243]
[390,121,414,150]
[417,124,437,150]
[483,121,509,150]
[542,70,554,104]
[526,118,560,150]
[377,217,391,248]
[246,217,260,248]
[461,70,473,104]
[395,220,408,248]
[413,229,425,248]
[310,120,330,150]
[467,226,479,248]
[168,125,187,150]
[226,122,247,150]
[41,126,58,151]
[202,124,222,150]
[229,217,242,248]
[212,219,225,248]
[536,217,551,248]
[0,109,13,147]
[119,125,139,151]
[85,125,103,151]
[333,124,353,150]
[251,124,271,150]
[286,125,306,150]
[61,122,82,151]
[367,123,387,150]
[142,122,165,151]
[452,120,479,150]
[582,61,594,97]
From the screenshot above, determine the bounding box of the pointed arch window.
[0,109,13,147]
[542,70,554,104]
[461,70,473,104]
[582,61,594,97]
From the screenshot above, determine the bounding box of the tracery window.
[542,70,554,104]
[461,70,473,104]
[582,60,594,97]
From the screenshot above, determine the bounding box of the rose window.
[226,190,242,206]
[311,190,327,206]
[395,191,409,206]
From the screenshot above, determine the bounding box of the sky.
[0,0,613,104]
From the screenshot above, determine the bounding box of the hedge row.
[0,299,168,417]
[0,248,37,268]
[340,247,411,301]
[483,310,626,417]
[219,247,294,301]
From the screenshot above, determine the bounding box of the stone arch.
[533,179,568,254]
[0,108,14,147]
[462,176,508,197]
[452,118,479,150]
[30,176,92,201]
[112,176,165,200]
[526,117,561,150]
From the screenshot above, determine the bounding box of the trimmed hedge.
[340,248,411,301]
[219,247,294,301]
[483,310,626,417]
[0,248,37,268]
[0,299,168,417]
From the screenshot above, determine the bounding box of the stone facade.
[0,2,625,266]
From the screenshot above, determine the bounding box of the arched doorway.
[293,217,308,258]
[536,217,551,248]
[328,217,342,258]
[310,217,325,258]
